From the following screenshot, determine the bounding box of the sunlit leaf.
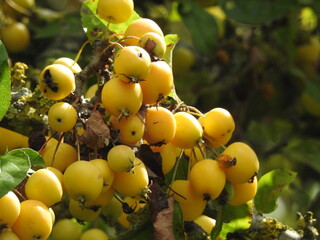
[210,202,252,239]
[254,169,297,214]
[108,11,140,37]
[0,150,29,197]
[164,34,179,67]
[81,0,108,41]
[0,41,10,122]
[81,0,139,41]
[19,148,45,167]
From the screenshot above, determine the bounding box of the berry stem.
[107,32,125,41]
[51,132,65,167]
[185,111,204,118]
[106,41,124,51]
[203,138,221,159]
[196,142,206,159]
[73,40,91,65]
[170,149,184,187]
[13,188,27,201]
[119,35,141,44]
[187,106,205,118]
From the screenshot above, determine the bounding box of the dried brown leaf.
[149,183,175,240]
[78,111,110,148]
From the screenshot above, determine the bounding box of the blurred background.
[1,0,320,229]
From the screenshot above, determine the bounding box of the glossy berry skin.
[139,61,174,105]
[112,157,149,197]
[68,198,101,221]
[153,143,178,174]
[48,102,78,132]
[113,46,151,83]
[53,57,82,73]
[51,218,82,240]
[101,77,143,118]
[171,111,203,149]
[90,159,115,192]
[0,191,21,230]
[117,114,145,146]
[11,200,53,240]
[124,18,164,46]
[97,0,133,24]
[193,215,216,235]
[39,141,77,172]
[138,32,167,58]
[0,231,20,240]
[0,22,30,53]
[25,168,63,207]
[0,127,29,154]
[189,159,226,200]
[199,107,235,147]
[107,145,135,173]
[80,228,109,240]
[170,180,206,221]
[63,160,104,204]
[144,106,176,145]
[229,176,258,206]
[39,64,76,100]
[221,142,259,184]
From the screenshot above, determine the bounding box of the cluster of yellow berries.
[0,0,261,238]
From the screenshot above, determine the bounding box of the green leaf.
[118,223,153,240]
[219,0,298,25]
[304,77,320,103]
[254,169,297,214]
[125,224,153,240]
[282,138,320,174]
[0,148,45,198]
[173,198,185,239]
[81,0,108,41]
[178,0,217,55]
[210,201,252,239]
[81,0,140,41]
[0,149,30,198]
[107,11,140,37]
[0,41,11,122]
[164,34,179,67]
[219,202,253,239]
[19,148,45,167]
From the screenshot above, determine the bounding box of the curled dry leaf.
[149,183,175,240]
[78,110,111,148]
